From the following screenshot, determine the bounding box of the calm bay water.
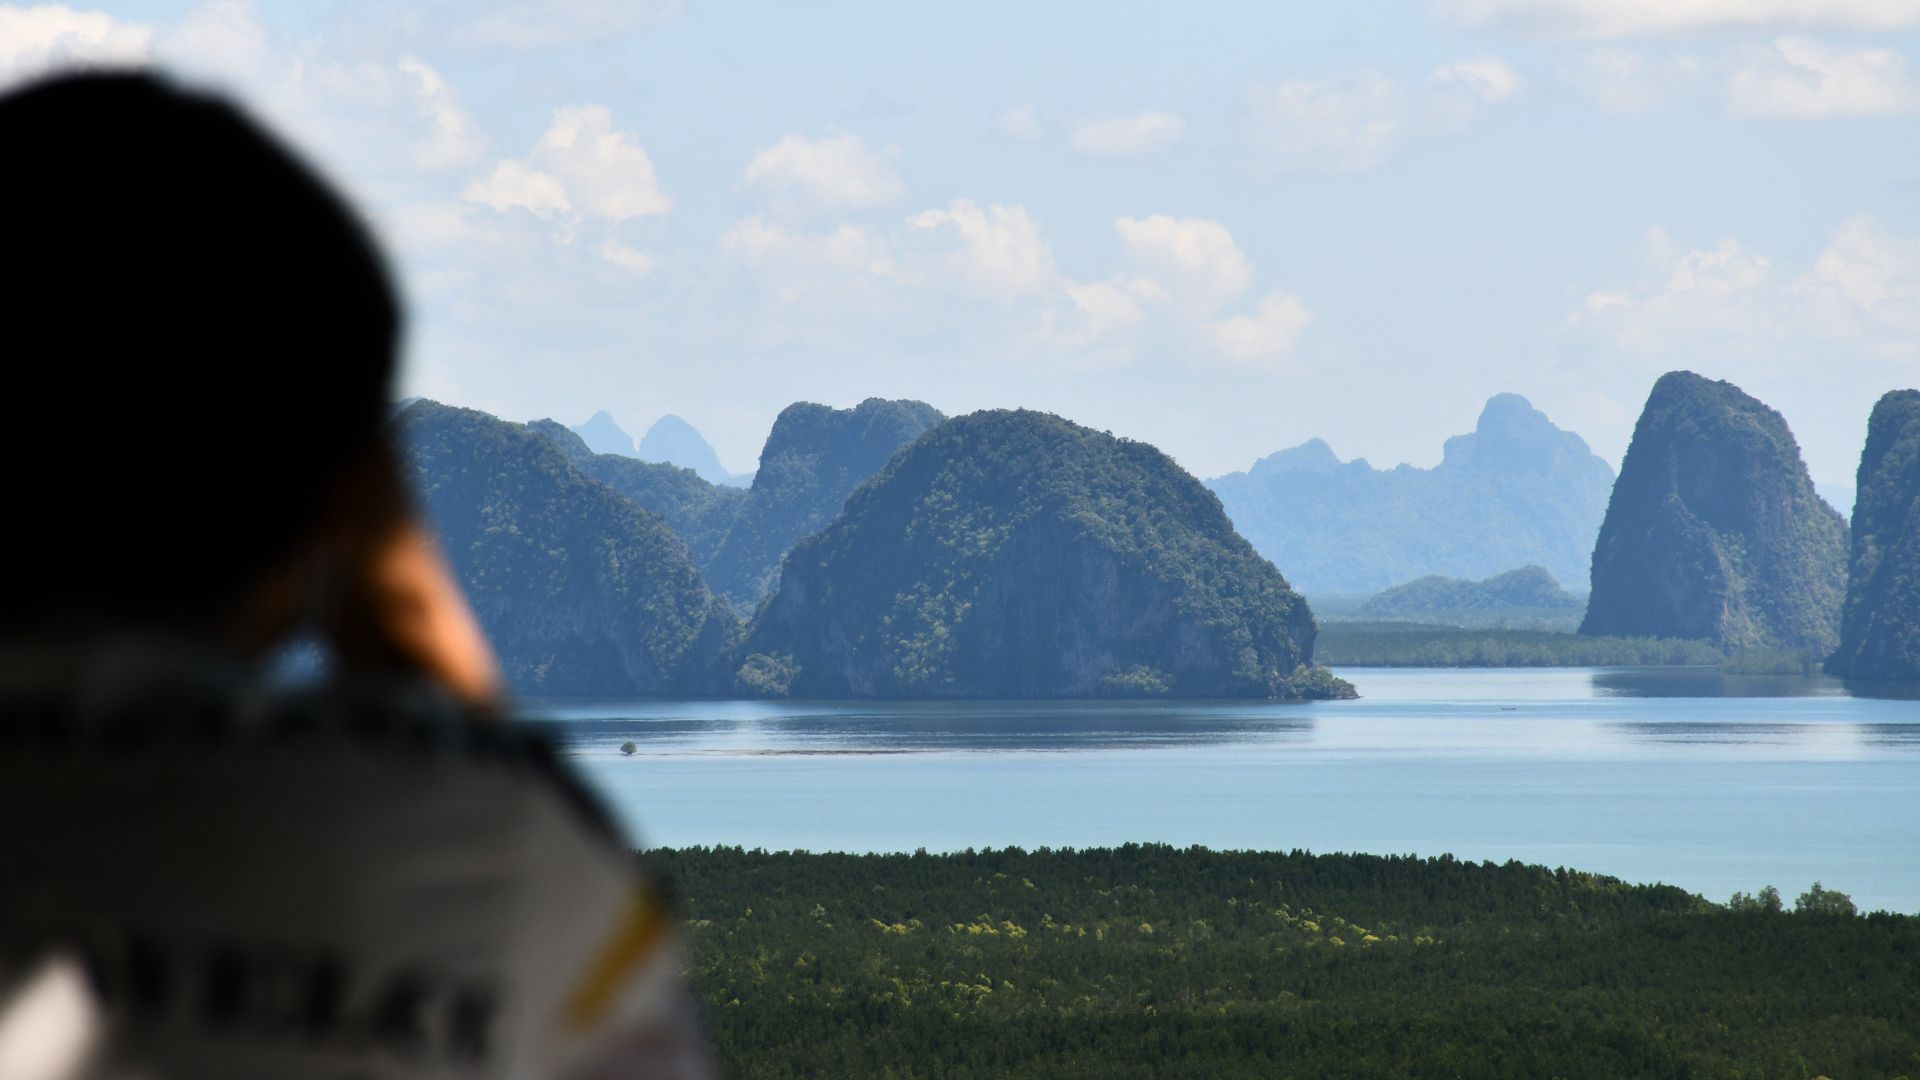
[532,668,1920,912]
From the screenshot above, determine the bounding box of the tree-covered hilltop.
[652,845,1920,1080]
[1829,388,1920,681]
[400,401,733,696]
[1208,394,1615,595]
[528,419,747,568]
[703,398,945,608]
[1356,565,1583,626]
[1581,372,1849,653]
[739,410,1351,700]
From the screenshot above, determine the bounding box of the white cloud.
[398,57,484,170]
[1438,0,1920,37]
[467,104,669,222]
[1206,290,1314,368]
[1564,48,1705,111]
[906,199,1057,297]
[1065,278,1152,336]
[0,5,151,86]
[1068,110,1185,158]
[598,240,654,277]
[1054,216,1311,368]
[1728,36,1918,117]
[721,215,897,295]
[1115,215,1253,315]
[722,201,1059,310]
[742,129,903,209]
[532,105,671,219]
[1582,290,1631,313]
[464,0,683,48]
[1245,71,1403,174]
[159,0,269,81]
[1432,56,1522,102]
[717,197,1313,373]
[463,159,571,218]
[1246,57,1522,174]
[1572,220,1920,362]
[995,102,1044,141]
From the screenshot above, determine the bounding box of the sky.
[5,0,1918,487]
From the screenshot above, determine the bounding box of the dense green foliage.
[654,845,1920,1079]
[1209,395,1615,595]
[400,401,731,695]
[704,398,945,608]
[529,419,747,567]
[1356,564,1584,629]
[1829,388,1920,681]
[741,410,1350,699]
[1582,371,1848,653]
[1317,622,1724,667]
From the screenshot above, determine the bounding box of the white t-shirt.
[0,638,714,1079]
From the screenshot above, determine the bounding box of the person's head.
[0,71,398,641]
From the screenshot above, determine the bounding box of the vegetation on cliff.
[1829,388,1920,681]
[740,410,1349,699]
[400,401,731,696]
[704,398,945,608]
[529,419,747,568]
[1581,371,1848,653]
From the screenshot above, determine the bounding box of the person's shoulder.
[0,632,623,845]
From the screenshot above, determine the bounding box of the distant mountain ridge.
[1580,371,1848,653]
[740,409,1351,700]
[1358,566,1583,625]
[572,409,638,457]
[638,414,750,487]
[1208,394,1616,595]
[569,410,749,486]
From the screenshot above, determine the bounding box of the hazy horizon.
[6,0,1916,485]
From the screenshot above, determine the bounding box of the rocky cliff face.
[740,410,1350,700]
[1208,394,1615,595]
[401,401,732,697]
[1580,372,1848,652]
[704,398,944,608]
[1828,389,1920,681]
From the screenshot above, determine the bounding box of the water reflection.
[1839,679,1920,702]
[1610,721,1920,752]
[543,700,1316,755]
[529,669,1920,761]
[1592,669,1849,698]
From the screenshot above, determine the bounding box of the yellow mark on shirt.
[562,891,673,1032]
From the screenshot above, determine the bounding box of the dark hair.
[0,71,399,631]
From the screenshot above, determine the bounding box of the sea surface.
[531,668,1920,912]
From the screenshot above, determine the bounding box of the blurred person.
[0,72,713,1079]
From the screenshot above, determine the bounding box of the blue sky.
[7,0,1917,486]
